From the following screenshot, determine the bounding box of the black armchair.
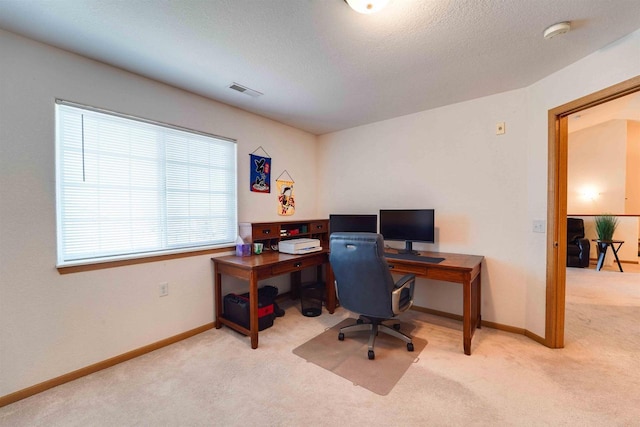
[329,232,416,360]
[567,218,590,268]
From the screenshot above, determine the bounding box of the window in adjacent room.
[55,100,237,267]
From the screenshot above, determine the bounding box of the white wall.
[0,30,317,397]
[317,89,530,324]
[626,121,640,213]
[318,89,530,325]
[568,120,628,214]
[318,29,640,337]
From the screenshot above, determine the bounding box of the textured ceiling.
[1,0,639,135]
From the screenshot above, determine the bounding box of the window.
[55,100,237,266]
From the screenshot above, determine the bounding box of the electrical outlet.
[159,282,169,297]
[496,122,506,135]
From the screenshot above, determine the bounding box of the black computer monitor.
[329,214,377,234]
[379,209,435,254]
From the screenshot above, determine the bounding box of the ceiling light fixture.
[543,21,571,39]
[344,0,389,14]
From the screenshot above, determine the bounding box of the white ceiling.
[1,0,640,135]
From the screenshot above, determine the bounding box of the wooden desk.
[384,250,484,355]
[213,248,483,355]
[212,250,335,349]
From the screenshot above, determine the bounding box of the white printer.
[278,238,322,255]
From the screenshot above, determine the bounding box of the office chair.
[329,232,416,360]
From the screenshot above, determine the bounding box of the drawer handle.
[388,264,395,269]
[294,262,302,268]
[262,230,271,235]
[316,225,323,229]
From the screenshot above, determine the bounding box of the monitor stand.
[397,241,419,255]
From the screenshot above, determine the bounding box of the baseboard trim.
[589,258,638,265]
[0,322,214,408]
[411,306,546,345]
[411,305,463,322]
[481,319,526,335]
[524,329,547,346]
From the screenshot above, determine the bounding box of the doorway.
[546,75,640,348]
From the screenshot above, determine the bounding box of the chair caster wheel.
[338,332,345,341]
[407,343,414,352]
[368,350,375,360]
[393,323,401,331]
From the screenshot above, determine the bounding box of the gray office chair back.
[329,232,396,319]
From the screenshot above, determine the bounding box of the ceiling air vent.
[228,82,263,98]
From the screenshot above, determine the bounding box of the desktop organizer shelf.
[239,219,329,251]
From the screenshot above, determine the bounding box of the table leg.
[476,273,482,330]
[325,262,336,314]
[463,277,472,356]
[290,270,301,300]
[215,270,223,329]
[249,270,259,349]
[596,244,607,271]
[612,243,624,272]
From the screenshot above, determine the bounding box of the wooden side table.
[592,240,624,272]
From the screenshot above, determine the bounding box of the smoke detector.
[344,0,389,14]
[543,22,571,39]
[228,82,263,98]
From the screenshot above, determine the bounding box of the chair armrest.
[391,274,415,314]
[576,238,590,252]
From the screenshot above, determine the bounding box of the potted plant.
[594,214,618,241]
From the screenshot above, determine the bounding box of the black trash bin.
[300,281,325,317]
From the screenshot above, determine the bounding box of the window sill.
[57,246,234,274]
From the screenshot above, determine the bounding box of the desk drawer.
[252,224,279,240]
[271,254,325,275]
[386,262,427,276]
[310,221,327,233]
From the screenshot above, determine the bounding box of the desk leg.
[289,270,301,300]
[463,276,472,356]
[249,270,259,349]
[325,262,336,314]
[214,269,222,329]
[462,272,481,356]
[476,273,482,330]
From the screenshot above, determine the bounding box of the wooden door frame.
[546,75,640,348]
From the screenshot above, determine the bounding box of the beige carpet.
[1,266,639,426]
[293,318,428,395]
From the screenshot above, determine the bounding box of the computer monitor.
[379,209,435,254]
[329,214,377,234]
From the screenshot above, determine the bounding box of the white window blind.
[55,101,237,266]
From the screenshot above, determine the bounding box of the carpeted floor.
[1,264,639,426]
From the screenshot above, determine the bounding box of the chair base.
[338,316,414,360]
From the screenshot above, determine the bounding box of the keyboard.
[384,252,445,263]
